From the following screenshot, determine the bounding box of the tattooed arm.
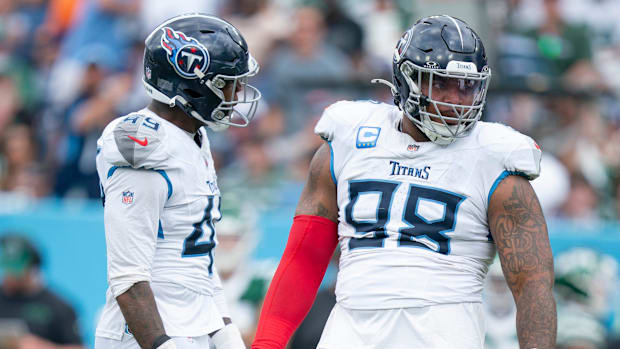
[116,282,167,349]
[488,175,556,349]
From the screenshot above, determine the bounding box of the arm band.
[252,215,338,349]
[152,334,174,349]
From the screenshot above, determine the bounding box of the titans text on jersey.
[315,100,541,310]
[389,161,431,179]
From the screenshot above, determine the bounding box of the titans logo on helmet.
[394,29,412,63]
[160,27,210,79]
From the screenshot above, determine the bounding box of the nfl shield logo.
[122,191,134,205]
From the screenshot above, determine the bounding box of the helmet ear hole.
[183,89,204,99]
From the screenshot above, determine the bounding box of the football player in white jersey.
[252,15,556,349]
[94,14,261,349]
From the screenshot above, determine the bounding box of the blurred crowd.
[0,0,619,221]
[1,0,620,220]
[0,235,83,349]
[1,0,620,348]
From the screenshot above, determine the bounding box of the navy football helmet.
[143,14,261,131]
[376,15,491,145]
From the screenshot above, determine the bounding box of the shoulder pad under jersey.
[476,122,542,180]
[314,100,388,142]
[98,113,169,169]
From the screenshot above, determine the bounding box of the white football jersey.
[315,101,541,310]
[95,108,226,339]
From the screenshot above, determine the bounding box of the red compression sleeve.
[251,215,338,349]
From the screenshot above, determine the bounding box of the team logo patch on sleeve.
[122,191,134,205]
[356,127,381,148]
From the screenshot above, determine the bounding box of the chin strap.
[370,78,398,95]
[144,80,226,131]
[371,78,403,109]
[418,114,459,146]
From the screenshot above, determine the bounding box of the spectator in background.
[322,0,364,67]
[482,257,518,349]
[0,235,84,349]
[556,311,607,349]
[7,0,48,64]
[547,0,620,49]
[533,0,602,90]
[223,0,289,68]
[0,74,23,134]
[485,89,616,221]
[355,0,404,74]
[268,6,352,135]
[138,0,219,40]
[52,62,133,198]
[554,248,619,348]
[0,0,48,120]
[58,0,141,71]
[595,28,620,97]
[42,0,82,38]
[47,0,141,109]
[215,196,274,346]
[531,153,571,218]
[501,0,602,91]
[219,136,286,211]
[0,123,49,197]
[0,0,21,57]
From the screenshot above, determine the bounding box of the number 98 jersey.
[315,100,541,310]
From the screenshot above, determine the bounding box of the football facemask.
[400,60,491,145]
[194,55,261,131]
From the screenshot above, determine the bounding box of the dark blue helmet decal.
[160,27,210,79]
[394,29,412,63]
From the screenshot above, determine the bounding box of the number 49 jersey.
[315,101,541,310]
[95,108,226,339]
